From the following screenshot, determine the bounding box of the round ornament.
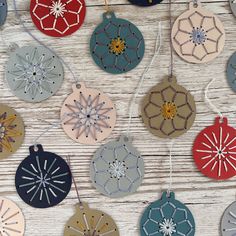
[61,83,116,145]
[128,0,163,7]
[6,46,64,103]
[171,2,225,64]
[230,0,236,17]
[193,117,236,180]
[221,201,236,236]
[15,144,72,208]
[0,104,24,160]
[0,197,25,236]
[226,52,236,93]
[0,0,7,26]
[140,191,195,236]
[30,0,86,37]
[90,135,145,198]
[90,12,145,74]
[141,77,196,139]
[64,202,119,236]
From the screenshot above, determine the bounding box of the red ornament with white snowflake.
[193,117,236,180]
[30,0,86,37]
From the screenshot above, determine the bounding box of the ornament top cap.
[189,1,202,9]
[214,116,228,126]
[103,11,116,21]
[72,82,86,92]
[29,144,44,154]
[162,191,175,200]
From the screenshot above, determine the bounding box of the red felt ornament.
[30,0,86,37]
[193,117,236,180]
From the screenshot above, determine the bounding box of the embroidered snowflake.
[50,0,66,18]
[159,218,176,236]
[190,27,207,45]
[109,160,126,179]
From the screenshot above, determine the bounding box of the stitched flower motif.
[159,219,176,236]
[109,37,126,55]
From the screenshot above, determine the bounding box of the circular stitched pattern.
[230,0,236,17]
[90,136,145,198]
[0,197,25,236]
[193,117,236,180]
[64,202,119,236]
[61,83,116,145]
[15,144,72,208]
[128,0,163,6]
[171,2,225,64]
[90,12,145,74]
[141,77,196,139]
[221,201,236,236]
[226,52,236,93]
[30,0,86,37]
[140,192,195,236]
[0,104,24,160]
[0,0,7,26]
[6,46,64,103]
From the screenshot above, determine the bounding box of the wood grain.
[0,0,235,235]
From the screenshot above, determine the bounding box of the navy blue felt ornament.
[128,0,163,6]
[0,0,7,26]
[15,144,72,208]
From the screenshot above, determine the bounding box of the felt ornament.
[128,0,163,7]
[90,12,145,74]
[229,0,236,17]
[193,117,236,180]
[171,1,225,64]
[0,104,24,159]
[61,83,116,145]
[0,0,7,26]
[15,144,72,208]
[30,0,86,37]
[6,46,64,103]
[140,191,195,236]
[0,197,25,236]
[90,135,145,198]
[226,52,236,93]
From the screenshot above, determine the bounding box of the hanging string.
[104,0,110,12]
[167,140,175,196]
[168,0,174,78]
[126,22,162,137]
[12,0,80,84]
[204,78,223,119]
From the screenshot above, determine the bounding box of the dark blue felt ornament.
[128,0,163,6]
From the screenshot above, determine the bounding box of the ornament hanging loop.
[104,0,111,12]
[192,0,199,8]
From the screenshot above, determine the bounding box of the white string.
[126,22,162,137]
[204,78,223,119]
[167,139,175,195]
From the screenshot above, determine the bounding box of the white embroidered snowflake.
[159,218,176,236]
[109,160,126,179]
[50,0,66,18]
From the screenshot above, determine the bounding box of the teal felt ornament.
[140,192,195,236]
[90,12,145,74]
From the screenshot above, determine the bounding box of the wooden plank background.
[0,0,235,235]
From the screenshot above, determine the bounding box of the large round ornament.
[140,191,195,236]
[0,197,25,236]
[0,0,7,26]
[30,0,86,37]
[90,12,145,74]
[230,0,236,17]
[193,117,236,180]
[141,77,196,139]
[221,201,236,236]
[90,135,145,198]
[0,104,24,159]
[227,52,236,93]
[128,0,163,7]
[61,83,116,145]
[64,202,119,236]
[6,46,64,103]
[15,144,72,208]
[171,2,225,64]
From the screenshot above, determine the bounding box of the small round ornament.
[6,46,64,103]
[128,0,163,7]
[141,76,196,139]
[226,52,236,93]
[0,197,25,236]
[140,191,195,236]
[193,117,236,180]
[90,12,145,74]
[230,0,236,17]
[15,144,72,208]
[0,104,24,159]
[30,0,86,37]
[61,83,116,145]
[0,0,7,26]
[64,202,119,236]
[90,135,145,198]
[171,2,225,64]
[221,201,236,236]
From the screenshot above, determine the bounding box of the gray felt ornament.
[227,52,236,93]
[90,135,145,198]
[0,0,7,26]
[6,46,64,103]
[230,0,236,17]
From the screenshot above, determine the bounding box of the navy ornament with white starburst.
[0,0,7,26]
[15,144,72,208]
[90,12,145,74]
[128,0,163,7]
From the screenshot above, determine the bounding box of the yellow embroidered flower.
[109,37,126,55]
[161,102,177,120]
